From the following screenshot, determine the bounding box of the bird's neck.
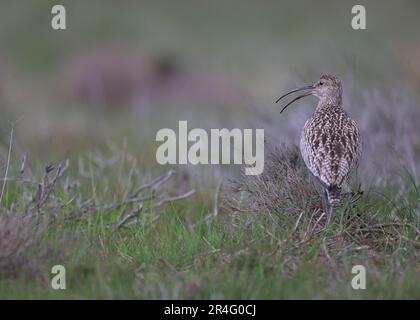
[316,95,343,113]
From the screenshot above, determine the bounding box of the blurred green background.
[0,0,419,180]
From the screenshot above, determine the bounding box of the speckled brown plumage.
[277,74,362,224]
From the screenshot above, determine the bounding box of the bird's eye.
[319,81,324,86]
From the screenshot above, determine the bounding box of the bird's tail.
[327,185,341,207]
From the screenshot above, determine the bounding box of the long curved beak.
[275,85,314,114]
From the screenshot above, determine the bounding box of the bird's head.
[276,74,342,114]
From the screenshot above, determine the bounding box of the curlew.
[276,75,362,225]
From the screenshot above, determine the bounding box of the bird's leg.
[342,190,363,197]
[322,187,328,210]
[322,188,334,226]
[326,205,334,226]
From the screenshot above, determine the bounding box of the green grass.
[0,148,418,299]
[1,211,419,299]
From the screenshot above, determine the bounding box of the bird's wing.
[301,117,362,188]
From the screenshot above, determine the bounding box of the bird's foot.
[342,183,363,204]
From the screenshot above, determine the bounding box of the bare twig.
[34,159,69,212]
[113,170,195,230]
[102,170,176,211]
[129,169,175,198]
[114,204,144,231]
[201,178,223,227]
[322,237,337,269]
[149,189,196,209]
[122,189,196,228]
[293,211,305,233]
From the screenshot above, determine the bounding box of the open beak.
[275,85,314,114]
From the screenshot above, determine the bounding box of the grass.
[0,143,418,299]
[0,1,420,299]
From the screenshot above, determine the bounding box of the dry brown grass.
[0,214,46,281]
[222,143,321,223]
[221,142,420,270]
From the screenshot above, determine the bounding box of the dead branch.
[196,178,223,228]
[34,159,70,213]
[113,170,195,230]
[114,204,144,231]
[117,189,196,229]
[129,169,175,198]
[101,169,176,211]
